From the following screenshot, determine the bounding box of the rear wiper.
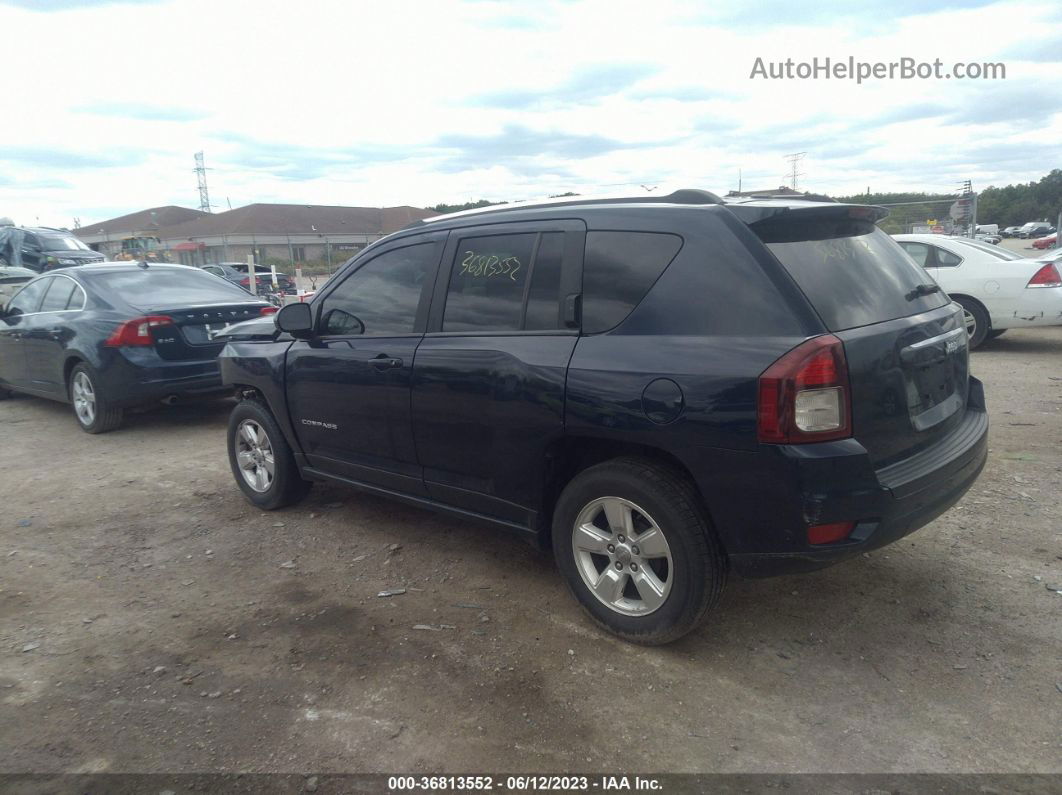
[905,283,941,301]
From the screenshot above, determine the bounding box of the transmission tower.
[194,151,212,213]
[784,152,806,191]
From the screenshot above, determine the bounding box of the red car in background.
[1032,233,1057,250]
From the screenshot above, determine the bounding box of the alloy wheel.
[571,497,674,616]
[235,419,275,493]
[963,308,977,339]
[72,372,96,426]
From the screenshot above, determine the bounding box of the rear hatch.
[86,266,273,361]
[745,204,969,467]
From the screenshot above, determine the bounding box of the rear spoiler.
[724,200,889,226]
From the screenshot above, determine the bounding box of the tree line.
[837,169,1062,230]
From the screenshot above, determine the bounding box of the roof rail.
[408,188,724,228]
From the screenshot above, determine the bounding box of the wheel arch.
[949,293,993,326]
[537,435,719,552]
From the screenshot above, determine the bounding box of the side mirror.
[275,302,314,338]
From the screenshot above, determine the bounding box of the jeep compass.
[219,190,988,644]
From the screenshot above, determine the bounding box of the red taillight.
[758,335,852,444]
[259,306,278,315]
[239,277,250,286]
[1027,263,1062,288]
[808,521,855,545]
[104,315,174,347]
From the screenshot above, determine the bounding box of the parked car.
[0,225,105,271]
[199,262,297,295]
[218,190,988,644]
[893,234,1062,347]
[1019,222,1055,239]
[1032,232,1057,250]
[0,263,276,432]
[1001,226,1023,238]
[0,264,37,308]
[974,233,1001,244]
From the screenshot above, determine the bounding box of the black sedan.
[0,263,276,433]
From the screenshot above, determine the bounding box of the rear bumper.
[104,350,226,407]
[720,378,989,577]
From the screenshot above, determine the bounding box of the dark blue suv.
[219,190,988,644]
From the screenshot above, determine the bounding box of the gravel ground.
[0,327,1060,775]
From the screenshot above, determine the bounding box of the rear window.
[759,222,948,331]
[582,231,683,333]
[85,268,255,309]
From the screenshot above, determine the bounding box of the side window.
[443,233,535,332]
[319,242,436,336]
[582,231,683,334]
[68,284,87,311]
[22,233,41,251]
[39,277,77,312]
[524,232,565,331]
[935,247,962,267]
[898,241,931,268]
[8,278,50,315]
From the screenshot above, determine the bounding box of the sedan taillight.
[105,315,174,347]
[1027,263,1062,288]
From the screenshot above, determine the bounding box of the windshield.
[760,222,948,331]
[950,239,1024,260]
[84,268,259,310]
[40,235,90,252]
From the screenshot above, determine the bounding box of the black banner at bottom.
[0,773,1058,795]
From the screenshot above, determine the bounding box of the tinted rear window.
[582,231,683,333]
[86,268,256,309]
[759,222,948,331]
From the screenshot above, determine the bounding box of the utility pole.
[784,152,806,191]
[194,152,212,213]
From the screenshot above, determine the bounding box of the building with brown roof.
[76,203,438,268]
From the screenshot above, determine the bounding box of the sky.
[1,0,1060,228]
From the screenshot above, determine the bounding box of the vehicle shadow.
[977,333,1062,355]
[673,547,964,661]
[0,392,234,433]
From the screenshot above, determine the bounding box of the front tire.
[69,364,123,433]
[552,458,726,645]
[954,296,990,349]
[227,399,311,509]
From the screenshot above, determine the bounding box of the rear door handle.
[370,355,403,370]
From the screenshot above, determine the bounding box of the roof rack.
[410,188,724,227]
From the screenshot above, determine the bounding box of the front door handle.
[369,355,403,370]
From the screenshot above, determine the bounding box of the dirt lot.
[1,328,1060,776]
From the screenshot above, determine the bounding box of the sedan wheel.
[71,371,96,426]
[572,497,673,616]
[235,419,275,493]
[68,363,123,433]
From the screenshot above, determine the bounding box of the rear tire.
[552,457,726,645]
[69,363,123,433]
[227,399,311,510]
[954,296,990,349]
[986,329,1006,340]
[0,385,12,400]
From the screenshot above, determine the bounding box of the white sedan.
[892,234,1062,348]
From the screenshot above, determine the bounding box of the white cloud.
[0,0,1059,227]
